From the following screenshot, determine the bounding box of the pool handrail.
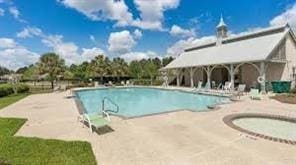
[102,97,119,113]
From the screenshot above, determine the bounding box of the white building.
[163,17,296,91]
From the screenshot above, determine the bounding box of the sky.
[0,0,296,70]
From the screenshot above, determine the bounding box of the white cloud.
[8,6,19,19]
[0,38,17,48]
[58,0,133,26]
[132,0,180,30]
[0,38,39,70]
[270,3,296,29]
[42,35,83,65]
[81,47,105,62]
[166,36,216,57]
[58,0,180,30]
[41,34,106,64]
[108,30,136,54]
[120,51,160,62]
[0,48,39,70]
[0,8,4,16]
[169,25,196,38]
[16,27,43,38]
[133,29,143,39]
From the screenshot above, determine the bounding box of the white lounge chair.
[126,80,130,86]
[83,111,111,133]
[192,81,203,92]
[94,81,99,87]
[222,81,232,93]
[121,81,125,86]
[233,84,246,98]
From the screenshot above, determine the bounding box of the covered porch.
[163,60,287,93]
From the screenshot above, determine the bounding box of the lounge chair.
[193,81,203,92]
[216,83,222,90]
[126,80,130,86]
[223,82,232,91]
[120,81,125,86]
[233,84,246,98]
[83,111,111,133]
[53,85,61,92]
[108,81,113,86]
[250,88,261,100]
[60,84,67,91]
[94,81,99,87]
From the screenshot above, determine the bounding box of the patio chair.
[223,81,232,91]
[250,88,262,100]
[121,81,125,86]
[216,83,222,90]
[126,80,130,86]
[193,81,203,91]
[83,111,111,133]
[60,84,67,91]
[108,81,113,86]
[233,84,246,98]
[94,81,99,87]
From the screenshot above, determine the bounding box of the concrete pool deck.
[0,88,296,164]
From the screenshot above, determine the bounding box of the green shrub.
[16,84,30,93]
[132,79,163,86]
[0,84,14,97]
[0,84,29,97]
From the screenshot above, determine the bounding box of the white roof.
[164,25,290,69]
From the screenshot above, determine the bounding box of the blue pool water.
[75,87,229,118]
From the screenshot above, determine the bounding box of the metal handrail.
[102,97,119,113]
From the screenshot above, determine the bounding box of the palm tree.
[37,53,65,89]
[90,55,109,83]
[111,57,128,81]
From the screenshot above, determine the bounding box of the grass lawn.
[0,95,97,164]
[0,93,29,110]
[0,118,97,165]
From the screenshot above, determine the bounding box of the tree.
[0,66,12,76]
[152,57,162,69]
[90,55,109,83]
[129,60,143,79]
[70,62,90,81]
[16,66,29,74]
[144,60,158,85]
[23,65,39,82]
[111,57,128,81]
[162,56,174,67]
[37,53,65,89]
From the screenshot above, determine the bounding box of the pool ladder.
[102,97,119,113]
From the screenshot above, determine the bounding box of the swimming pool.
[75,87,229,118]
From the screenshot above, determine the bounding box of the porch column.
[176,69,180,87]
[190,67,194,87]
[230,64,235,90]
[206,66,211,89]
[260,62,266,93]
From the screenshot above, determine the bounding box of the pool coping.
[73,86,231,120]
[223,113,296,145]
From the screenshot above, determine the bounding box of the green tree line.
[10,53,174,89]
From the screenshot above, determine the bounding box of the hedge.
[132,79,163,86]
[0,84,29,97]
